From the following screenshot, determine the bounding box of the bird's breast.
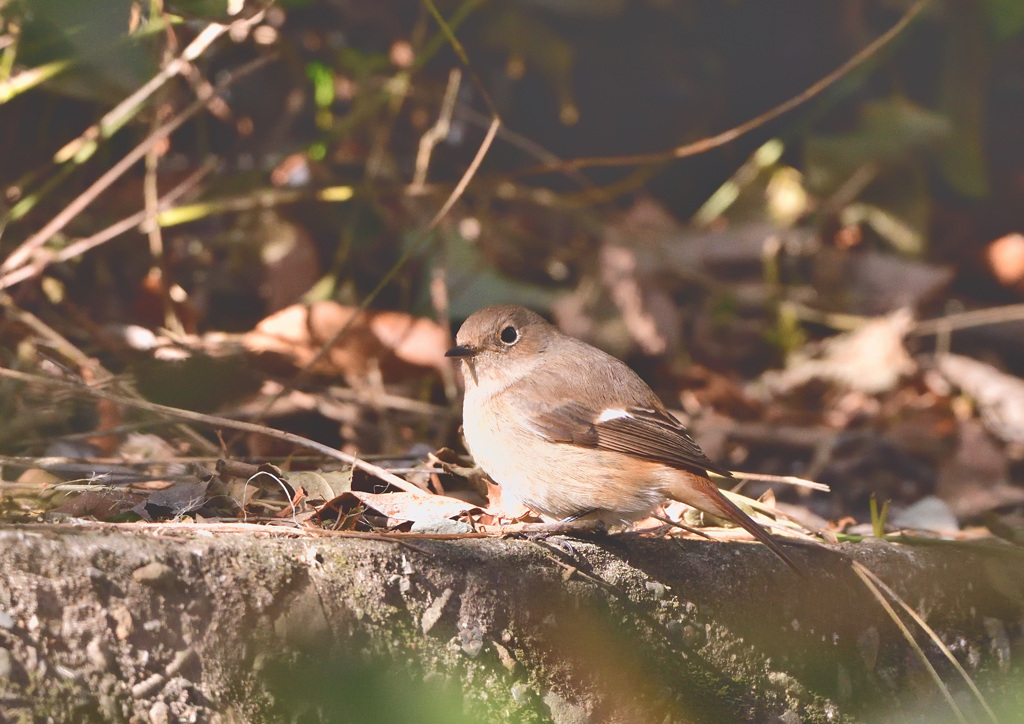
[461,392,667,519]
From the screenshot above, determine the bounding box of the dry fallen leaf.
[347,491,479,522]
[316,490,480,528]
[760,309,917,395]
[243,302,450,382]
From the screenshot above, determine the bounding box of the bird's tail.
[667,472,803,575]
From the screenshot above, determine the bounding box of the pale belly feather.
[463,391,667,519]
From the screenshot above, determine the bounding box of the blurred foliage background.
[4,0,1023,331]
[4,0,1024,534]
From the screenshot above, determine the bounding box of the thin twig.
[3,16,263,227]
[527,0,932,174]
[143,90,184,334]
[912,303,1024,337]
[242,2,503,430]
[726,471,831,492]
[0,367,429,496]
[59,24,227,163]
[0,55,272,276]
[411,68,462,191]
[249,118,500,422]
[0,160,216,290]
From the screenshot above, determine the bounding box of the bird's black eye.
[499,325,519,345]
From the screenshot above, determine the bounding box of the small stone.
[458,625,484,658]
[132,673,166,699]
[409,518,474,534]
[110,604,135,640]
[511,683,531,705]
[165,649,196,677]
[0,648,13,678]
[768,671,806,698]
[492,641,517,672]
[644,581,667,599]
[86,638,111,670]
[543,690,590,724]
[681,624,702,646]
[421,588,453,635]
[0,610,14,630]
[149,700,170,724]
[132,562,176,587]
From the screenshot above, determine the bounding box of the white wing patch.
[596,408,632,423]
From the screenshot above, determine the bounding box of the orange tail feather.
[667,473,803,575]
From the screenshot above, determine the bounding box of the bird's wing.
[529,400,733,478]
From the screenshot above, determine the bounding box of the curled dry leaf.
[243,302,450,382]
[131,480,210,522]
[760,308,917,395]
[288,469,353,502]
[318,491,480,527]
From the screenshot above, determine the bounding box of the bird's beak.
[445,344,476,358]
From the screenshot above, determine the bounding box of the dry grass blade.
[852,560,1000,723]
[726,470,830,492]
[1,291,218,453]
[243,470,300,526]
[0,59,71,104]
[850,560,977,724]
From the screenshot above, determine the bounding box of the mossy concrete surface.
[0,525,1021,722]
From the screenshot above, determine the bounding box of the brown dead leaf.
[243,302,450,382]
[56,489,145,519]
[761,309,917,395]
[131,480,210,522]
[287,470,353,502]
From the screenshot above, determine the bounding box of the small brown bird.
[446,304,800,572]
